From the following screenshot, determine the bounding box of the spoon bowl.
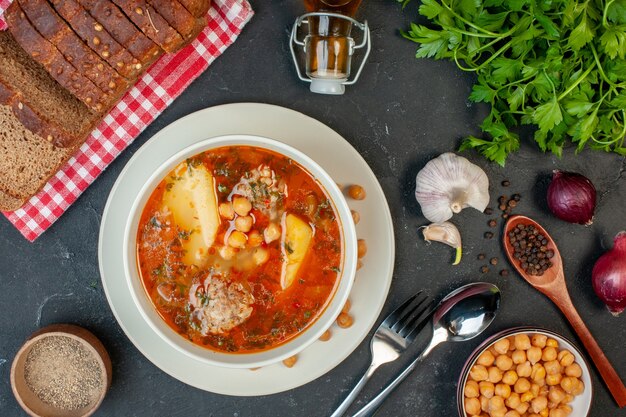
[503,214,626,408]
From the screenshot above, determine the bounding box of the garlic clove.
[421,221,462,265]
[415,153,490,223]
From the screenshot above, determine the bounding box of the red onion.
[592,232,626,316]
[547,170,596,225]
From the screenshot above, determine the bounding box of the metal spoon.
[351,282,501,417]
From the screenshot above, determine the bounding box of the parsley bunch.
[400,0,626,165]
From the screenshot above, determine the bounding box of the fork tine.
[403,299,436,343]
[396,297,433,336]
[381,291,421,327]
[390,294,429,333]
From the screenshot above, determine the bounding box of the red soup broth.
[136,146,343,353]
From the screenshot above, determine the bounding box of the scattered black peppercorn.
[484,208,494,215]
[480,265,490,273]
[490,257,498,265]
[500,269,509,277]
[488,219,497,227]
[508,200,517,208]
[499,204,507,211]
[498,196,508,205]
[477,253,486,260]
[502,213,509,219]
[502,180,510,187]
[484,232,494,239]
[512,194,521,201]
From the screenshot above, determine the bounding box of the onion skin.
[547,170,596,225]
[592,232,626,317]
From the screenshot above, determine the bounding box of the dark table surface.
[1,1,625,416]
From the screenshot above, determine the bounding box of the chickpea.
[517,361,532,378]
[228,230,247,248]
[235,215,253,233]
[491,408,507,417]
[495,383,511,399]
[219,245,236,260]
[562,394,574,403]
[477,350,496,367]
[545,373,562,386]
[548,386,566,404]
[549,409,568,417]
[263,222,281,243]
[357,260,364,270]
[527,346,542,364]
[488,366,503,383]
[531,395,548,413]
[489,395,505,410]
[558,404,573,414]
[564,363,582,378]
[283,355,297,368]
[515,402,529,414]
[493,338,510,355]
[318,329,331,341]
[480,381,495,398]
[531,363,546,382]
[546,338,559,348]
[520,391,534,403]
[480,395,490,412]
[542,347,557,362]
[357,239,367,258]
[342,299,351,314]
[488,346,500,358]
[559,376,577,393]
[347,184,366,200]
[496,355,514,371]
[543,360,561,375]
[540,410,550,417]
[508,337,517,351]
[465,397,481,415]
[514,334,532,350]
[571,379,584,396]
[505,392,521,409]
[253,247,269,265]
[470,365,489,381]
[232,196,252,216]
[557,350,575,367]
[336,312,353,328]
[532,334,548,348]
[502,370,518,385]
[351,209,360,224]
[248,230,263,247]
[504,411,521,417]
[512,349,527,364]
[514,377,531,394]
[465,380,480,398]
[219,202,235,219]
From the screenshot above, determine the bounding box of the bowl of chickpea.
[458,327,592,417]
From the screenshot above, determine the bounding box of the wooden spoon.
[504,215,626,408]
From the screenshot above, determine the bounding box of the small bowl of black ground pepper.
[10,324,111,417]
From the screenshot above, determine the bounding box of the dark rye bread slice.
[111,0,185,53]
[6,3,107,111]
[0,104,78,211]
[79,0,163,68]
[0,31,97,148]
[18,0,129,103]
[148,0,206,41]
[179,0,211,18]
[50,0,143,80]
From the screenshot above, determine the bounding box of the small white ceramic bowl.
[457,327,593,417]
[123,134,357,368]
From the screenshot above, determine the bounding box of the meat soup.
[136,146,343,353]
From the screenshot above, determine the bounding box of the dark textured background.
[1,1,625,416]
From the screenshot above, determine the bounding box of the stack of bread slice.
[0,0,211,211]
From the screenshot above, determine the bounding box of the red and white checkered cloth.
[0,0,253,241]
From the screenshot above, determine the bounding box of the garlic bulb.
[421,221,462,265]
[415,153,489,222]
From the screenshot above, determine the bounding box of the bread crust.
[18,0,129,103]
[179,0,211,17]
[148,0,198,40]
[51,0,143,80]
[6,3,107,111]
[112,0,185,53]
[80,0,163,66]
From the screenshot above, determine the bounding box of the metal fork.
[329,291,434,417]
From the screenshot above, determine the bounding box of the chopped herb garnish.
[165,182,174,191]
[330,266,341,273]
[149,216,162,229]
[284,242,294,254]
[303,311,311,319]
[178,229,193,240]
[217,183,229,193]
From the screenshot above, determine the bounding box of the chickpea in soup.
[136,146,343,353]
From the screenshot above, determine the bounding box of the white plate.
[98,103,395,396]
